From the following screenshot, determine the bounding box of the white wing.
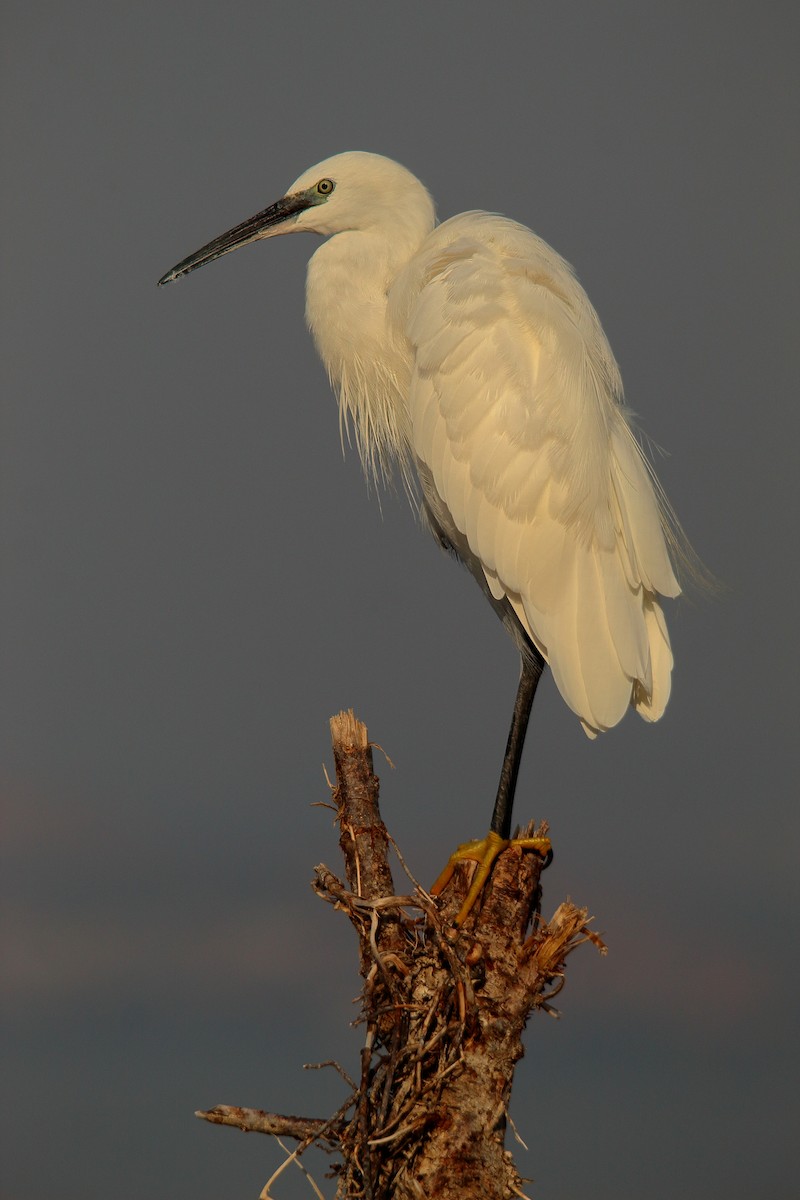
[391,213,680,736]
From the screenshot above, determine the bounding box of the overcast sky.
[2,3,798,1198]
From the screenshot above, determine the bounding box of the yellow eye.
[316,178,335,196]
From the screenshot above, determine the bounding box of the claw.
[431,829,552,926]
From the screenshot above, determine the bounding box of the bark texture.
[197,710,604,1198]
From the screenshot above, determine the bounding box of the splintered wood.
[197,710,605,1199]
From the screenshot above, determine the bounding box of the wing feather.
[393,212,680,734]
[634,596,673,721]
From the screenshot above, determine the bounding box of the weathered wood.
[196,1105,340,1143]
[199,710,604,1199]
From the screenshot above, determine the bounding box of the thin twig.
[195,1106,340,1143]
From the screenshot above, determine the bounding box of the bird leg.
[431,652,551,926]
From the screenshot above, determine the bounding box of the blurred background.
[2,3,797,1198]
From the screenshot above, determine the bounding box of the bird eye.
[316,178,335,195]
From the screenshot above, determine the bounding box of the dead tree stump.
[197,710,604,1198]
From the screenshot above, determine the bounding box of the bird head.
[158,151,435,286]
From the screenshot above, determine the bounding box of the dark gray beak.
[158,192,313,286]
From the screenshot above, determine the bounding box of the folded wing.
[392,213,680,736]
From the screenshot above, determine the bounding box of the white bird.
[159,152,684,922]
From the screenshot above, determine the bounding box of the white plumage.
[160,151,682,738]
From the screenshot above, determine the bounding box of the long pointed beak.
[158,192,312,286]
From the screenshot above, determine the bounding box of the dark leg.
[431,647,549,925]
[490,650,545,840]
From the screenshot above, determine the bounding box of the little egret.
[160,152,684,923]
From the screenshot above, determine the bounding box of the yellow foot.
[430,829,552,926]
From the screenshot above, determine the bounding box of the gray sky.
[2,3,798,1198]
